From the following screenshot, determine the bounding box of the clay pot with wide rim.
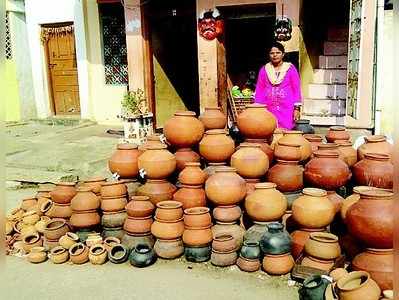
[335,141,357,167]
[21,197,38,211]
[136,179,177,205]
[59,232,79,249]
[336,271,381,300]
[352,153,393,189]
[89,244,108,265]
[299,275,331,300]
[260,222,291,255]
[174,148,201,172]
[304,151,351,190]
[240,240,261,259]
[100,181,127,198]
[49,246,69,264]
[81,176,107,195]
[126,195,155,218]
[212,205,241,223]
[301,255,334,271]
[274,141,302,161]
[346,189,393,249]
[123,215,153,234]
[304,232,341,260]
[44,219,69,240]
[164,111,205,148]
[183,225,213,246]
[69,242,89,264]
[154,238,184,259]
[178,162,207,186]
[108,244,130,264]
[22,233,43,253]
[103,236,121,252]
[101,195,127,212]
[184,245,211,263]
[212,221,245,249]
[108,143,140,178]
[237,256,261,272]
[212,234,236,252]
[27,246,47,264]
[71,187,100,211]
[267,160,303,192]
[243,139,274,162]
[358,135,393,160]
[278,130,312,162]
[151,218,185,240]
[304,134,323,153]
[231,143,269,178]
[173,185,206,209]
[70,210,100,228]
[211,249,238,267]
[101,210,127,228]
[199,107,227,130]
[326,126,351,143]
[205,167,246,206]
[245,183,287,222]
[138,144,176,179]
[341,186,377,222]
[50,182,77,204]
[262,253,294,275]
[184,207,211,228]
[155,200,183,221]
[292,188,335,229]
[199,129,235,163]
[237,104,277,139]
[129,244,157,268]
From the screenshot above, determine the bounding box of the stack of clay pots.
[108,143,140,179]
[236,240,262,272]
[46,182,76,221]
[277,130,312,163]
[211,233,237,267]
[70,186,100,233]
[80,177,106,197]
[303,134,323,154]
[357,135,393,160]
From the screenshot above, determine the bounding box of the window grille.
[5,12,12,60]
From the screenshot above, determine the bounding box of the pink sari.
[254,63,302,130]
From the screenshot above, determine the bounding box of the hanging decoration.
[274,16,292,42]
[41,24,74,43]
[198,9,224,41]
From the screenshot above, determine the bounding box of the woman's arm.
[254,67,267,103]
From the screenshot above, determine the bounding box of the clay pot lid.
[204,106,222,111]
[55,182,76,186]
[358,188,394,198]
[214,166,237,173]
[156,200,182,209]
[117,143,138,150]
[254,182,277,189]
[130,195,150,201]
[304,134,322,142]
[309,232,338,243]
[329,126,346,131]
[83,176,107,183]
[364,135,387,143]
[174,111,196,117]
[313,150,340,158]
[245,103,265,109]
[213,233,234,242]
[239,142,261,148]
[284,130,303,135]
[51,246,67,255]
[45,219,67,231]
[318,143,338,149]
[277,140,301,147]
[336,271,371,291]
[276,159,300,165]
[101,180,125,186]
[69,242,86,256]
[90,244,106,255]
[184,162,201,167]
[363,153,390,161]
[145,144,168,150]
[23,232,40,244]
[205,129,227,135]
[302,188,327,197]
[184,207,210,215]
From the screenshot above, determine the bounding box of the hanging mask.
[274,16,292,42]
[198,9,224,41]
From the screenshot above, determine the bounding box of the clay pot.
[139,134,164,153]
[155,200,183,221]
[262,253,294,275]
[100,181,127,198]
[231,143,269,178]
[203,162,227,177]
[178,162,207,185]
[291,228,327,259]
[22,210,40,226]
[151,218,185,240]
[43,237,60,251]
[45,202,72,219]
[327,190,344,214]
[103,227,125,241]
[330,268,349,282]
[244,178,260,196]
[44,219,69,240]
[346,189,393,249]
[101,195,127,212]
[260,222,291,255]
[212,205,241,223]
[108,244,130,264]
[101,210,127,228]
[237,256,261,272]
[129,244,157,268]
[88,244,108,265]
[244,222,270,244]
[358,135,393,160]
[49,246,69,264]
[126,195,154,218]
[304,151,351,190]
[184,207,211,228]
[59,232,79,249]
[154,238,184,259]
[212,234,236,252]
[341,186,376,222]
[240,240,261,259]
[352,248,393,290]
[20,197,37,211]
[274,141,302,161]
[81,176,107,195]
[298,275,330,300]
[244,139,274,162]
[183,225,213,246]
[211,249,237,267]
[304,134,323,153]
[138,144,176,179]
[38,198,52,218]
[69,242,89,264]
[185,245,211,263]
[237,104,277,139]
[304,232,341,260]
[121,232,155,250]
[205,167,246,206]
[199,107,227,130]
[50,182,76,204]
[326,126,351,143]
[301,255,334,271]
[352,153,393,189]
[317,143,345,161]
[103,237,121,252]
[23,233,43,253]
[335,141,357,167]
[70,187,100,211]
[108,143,140,178]
[337,271,381,300]
[294,119,315,134]
[173,185,206,209]
[267,160,303,192]
[123,216,153,234]
[136,179,177,205]
[70,210,100,228]
[174,148,201,172]
[245,183,287,222]
[211,221,245,249]
[199,129,235,163]
[27,246,47,264]
[164,111,205,148]
[278,131,312,162]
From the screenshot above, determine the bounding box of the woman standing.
[254,42,302,130]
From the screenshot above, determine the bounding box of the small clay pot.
[199,106,227,130]
[236,256,261,272]
[262,253,294,275]
[299,275,331,300]
[89,244,108,265]
[108,143,140,178]
[101,196,127,212]
[27,246,47,264]
[49,246,69,264]
[183,207,211,228]
[84,233,103,248]
[108,244,130,264]
[123,216,153,234]
[44,219,69,240]
[129,244,157,268]
[81,176,107,195]
[23,232,43,253]
[211,249,238,267]
[212,205,241,223]
[102,210,127,228]
[154,238,184,259]
[291,228,327,259]
[240,240,261,259]
[103,237,121,252]
[50,182,77,204]
[260,222,292,255]
[59,232,80,249]
[151,218,185,240]
[304,232,341,260]
[184,245,211,263]
[100,181,127,198]
[155,201,183,221]
[294,119,315,134]
[69,242,89,264]
[70,187,100,211]
[178,162,207,186]
[326,126,351,143]
[125,196,155,218]
[301,255,335,271]
[22,211,40,226]
[212,234,236,252]
[336,271,381,300]
[278,130,312,162]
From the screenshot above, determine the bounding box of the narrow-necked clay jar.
[22,232,43,253]
[69,242,89,264]
[155,201,183,221]
[335,141,357,167]
[326,126,351,143]
[336,271,381,300]
[59,232,79,249]
[260,222,291,255]
[173,185,206,209]
[304,232,341,260]
[199,107,227,130]
[304,134,323,153]
[237,104,277,139]
[123,216,153,234]
[50,182,77,204]
[184,207,211,228]
[71,187,100,211]
[136,179,177,205]
[244,139,274,163]
[101,195,127,212]
[126,195,155,218]
[178,162,207,186]
[212,205,241,223]
[108,143,140,178]
[278,130,312,162]
[274,141,302,161]
[267,160,303,192]
[358,135,393,160]
[199,129,235,163]
[100,181,127,198]
[138,144,176,179]
[262,253,294,275]
[212,234,236,252]
[89,244,108,265]
[174,148,201,172]
[231,143,269,178]
[183,225,213,246]
[44,219,69,240]
[151,218,185,240]
[81,176,107,195]
[27,246,47,264]
[49,246,69,264]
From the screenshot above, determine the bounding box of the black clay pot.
[294,119,315,134]
[298,275,330,300]
[184,245,211,263]
[102,226,125,240]
[240,240,261,259]
[129,244,157,268]
[108,244,130,264]
[260,222,292,255]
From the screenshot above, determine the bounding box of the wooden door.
[45,25,80,115]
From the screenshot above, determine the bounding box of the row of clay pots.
[211,234,237,267]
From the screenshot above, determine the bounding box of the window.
[5,12,12,60]
[99,3,128,85]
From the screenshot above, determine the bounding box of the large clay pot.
[294,119,315,134]
[244,139,274,162]
[44,219,70,240]
[123,216,153,234]
[71,187,100,211]
[262,253,294,275]
[183,225,213,246]
[260,222,291,255]
[178,162,207,186]
[335,141,357,167]
[336,271,381,300]
[278,131,312,162]
[138,144,176,179]
[326,126,351,143]
[205,167,246,206]
[298,275,330,300]
[136,179,177,205]
[346,189,393,249]
[237,104,277,139]
[341,186,377,222]
[100,195,127,212]
[292,188,335,229]
[125,195,155,218]
[352,248,393,290]
[245,183,287,222]
[199,107,227,130]
[358,135,393,160]
[50,182,76,204]
[267,160,303,192]
[199,129,235,163]
[81,177,107,195]
[70,210,100,228]
[100,181,127,198]
[154,200,183,221]
[212,205,241,223]
[154,238,184,259]
[184,207,211,228]
[108,143,140,178]
[304,134,323,153]
[274,141,302,161]
[173,185,206,209]
[304,232,341,260]
[164,111,204,148]
[231,143,269,178]
[304,151,351,190]
[151,218,185,240]
[352,153,393,189]
[174,148,201,172]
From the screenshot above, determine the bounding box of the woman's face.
[269,47,284,64]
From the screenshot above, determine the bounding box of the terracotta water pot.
[89,244,108,265]
[71,187,100,211]
[211,249,238,267]
[199,107,227,130]
[346,189,393,249]
[183,225,213,246]
[50,182,76,204]
[244,178,260,195]
[155,200,183,221]
[335,141,357,167]
[108,143,140,178]
[244,139,274,162]
[327,190,344,213]
[136,179,177,205]
[123,215,153,234]
[44,219,69,240]
[81,176,107,195]
[212,205,241,223]
[260,222,291,255]
[184,207,211,228]
[352,248,393,290]
[274,141,302,161]
[304,232,341,260]
[352,153,393,189]
[292,188,335,229]
[27,246,47,264]
[125,195,155,218]
[212,234,236,252]
[245,183,287,222]
[49,246,69,264]
[100,195,127,212]
[358,135,393,160]
[301,255,334,271]
[237,256,261,272]
[205,167,246,206]
[22,233,43,253]
[199,129,235,163]
[212,221,245,249]
[178,162,207,185]
[173,185,206,209]
[267,160,303,192]
[154,238,184,259]
[138,144,176,179]
[174,148,200,172]
[326,126,351,143]
[151,218,185,240]
[163,111,204,148]
[262,253,294,275]
[203,162,226,177]
[70,210,100,228]
[341,186,376,222]
[101,210,127,228]
[100,181,127,198]
[69,242,89,264]
[237,104,277,139]
[231,143,269,178]
[336,271,381,300]
[304,151,351,190]
[278,130,312,162]
[304,134,323,153]
[59,232,79,249]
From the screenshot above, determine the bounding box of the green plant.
[121,89,147,117]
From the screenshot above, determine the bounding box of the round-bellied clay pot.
[45,201,72,219]
[173,185,205,209]
[205,167,246,206]
[183,225,213,246]
[304,134,323,153]
[352,153,393,189]
[44,219,69,240]
[151,218,185,240]
[50,182,76,204]
[240,240,261,259]
[59,232,79,249]
[27,246,47,264]
[346,189,393,249]
[174,148,201,172]
[22,232,43,253]
[100,181,127,198]
[304,232,341,260]
[352,248,393,290]
[154,238,184,259]
[70,210,100,228]
[245,183,287,222]
[69,242,89,264]
[199,129,235,163]
[237,256,261,272]
[292,188,335,229]
[212,234,236,252]
[330,268,349,282]
[184,207,211,228]
[212,205,241,223]
[103,227,125,241]
[49,246,69,264]
[36,186,53,199]
[262,253,294,275]
[260,222,291,255]
[326,126,351,143]
[138,144,176,179]
[129,244,157,267]
[163,111,204,148]
[199,107,226,130]
[71,187,100,211]
[123,216,153,234]
[278,130,312,162]
[301,255,334,271]
[108,244,130,264]
[100,195,127,212]
[155,200,183,221]
[237,104,277,139]
[245,178,261,196]
[136,180,177,205]
[212,221,245,249]
[126,195,155,218]
[211,249,237,267]
[22,210,40,226]
[335,141,357,167]
[103,236,121,252]
[243,139,274,162]
[231,143,269,178]
[358,135,393,160]
[336,271,381,300]
[81,176,107,195]
[274,141,302,161]
[294,119,315,134]
[89,244,108,265]
[108,143,140,178]
[121,232,155,250]
[341,186,376,222]
[102,210,127,228]
[316,143,346,161]
[298,275,330,300]
[291,228,327,260]
[327,190,344,214]
[178,162,207,185]
[267,160,303,192]
[21,197,38,211]
[185,245,211,263]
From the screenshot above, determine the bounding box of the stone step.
[308,83,346,99]
[303,98,346,116]
[319,55,347,69]
[324,41,348,55]
[313,69,347,84]
[302,114,345,126]
[328,27,349,42]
